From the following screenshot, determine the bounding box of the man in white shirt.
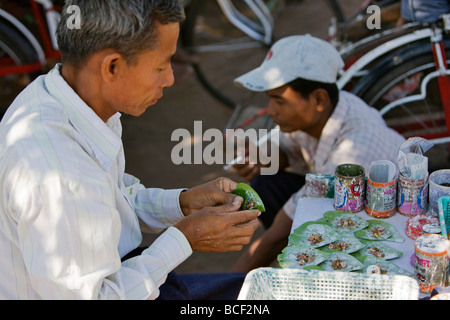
[230,35,405,272]
[0,0,260,299]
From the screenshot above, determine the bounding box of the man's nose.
[163,66,175,88]
[266,100,277,117]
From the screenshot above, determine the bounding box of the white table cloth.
[291,198,416,273]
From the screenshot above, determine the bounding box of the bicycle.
[0,0,61,109]
[336,14,450,170]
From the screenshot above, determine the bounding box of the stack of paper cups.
[365,160,398,218]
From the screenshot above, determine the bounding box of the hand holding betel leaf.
[231,183,265,212]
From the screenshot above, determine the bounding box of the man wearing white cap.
[230,35,405,272]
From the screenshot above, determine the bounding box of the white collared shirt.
[279,91,406,219]
[0,65,192,299]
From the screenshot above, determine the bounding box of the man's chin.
[277,124,290,132]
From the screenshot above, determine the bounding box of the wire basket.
[238,268,419,300]
[438,196,450,239]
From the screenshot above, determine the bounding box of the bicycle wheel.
[0,18,39,114]
[358,41,450,169]
[182,0,284,109]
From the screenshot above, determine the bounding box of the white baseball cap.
[234,34,344,91]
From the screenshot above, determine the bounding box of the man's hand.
[176,177,261,252]
[179,177,243,216]
[174,206,260,252]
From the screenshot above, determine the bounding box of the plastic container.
[397,173,428,216]
[438,196,450,239]
[406,214,440,240]
[429,170,450,217]
[365,160,398,218]
[238,268,419,300]
[414,233,449,293]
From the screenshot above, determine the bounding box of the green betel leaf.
[358,257,413,277]
[354,239,404,260]
[354,220,404,242]
[289,222,340,248]
[318,232,366,254]
[277,244,330,269]
[322,211,369,232]
[319,252,364,272]
[231,183,265,212]
[303,265,324,271]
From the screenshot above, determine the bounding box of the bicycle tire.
[182,0,235,108]
[182,0,282,109]
[0,18,39,113]
[356,40,450,169]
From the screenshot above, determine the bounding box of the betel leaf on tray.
[289,221,340,248]
[318,232,366,254]
[277,244,330,269]
[319,252,364,272]
[354,220,404,242]
[358,257,413,277]
[321,211,369,232]
[353,239,403,260]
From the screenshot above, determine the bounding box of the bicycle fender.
[352,37,450,97]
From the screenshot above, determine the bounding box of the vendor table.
[291,197,416,274]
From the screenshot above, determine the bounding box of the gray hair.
[56,0,185,67]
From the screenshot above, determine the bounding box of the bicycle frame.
[32,0,60,54]
[337,15,450,146]
[337,24,432,88]
[0,0,60,76]
[217,0,274,46]
[187,0,275,54]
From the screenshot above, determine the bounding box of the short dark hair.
[56,0,185,68]
[288,78,339,109]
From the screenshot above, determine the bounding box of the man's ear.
[100,52,124,83]
[311,88,330,112]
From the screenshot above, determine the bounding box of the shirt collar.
[311,91,348,168]
[44,64,123,172]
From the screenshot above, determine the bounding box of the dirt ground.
[120,0,364,274]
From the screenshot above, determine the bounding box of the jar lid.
[415,233,448,256]
[423,223,441,235]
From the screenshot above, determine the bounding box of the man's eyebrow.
[158,54,175,67]
[266,92,284,99]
